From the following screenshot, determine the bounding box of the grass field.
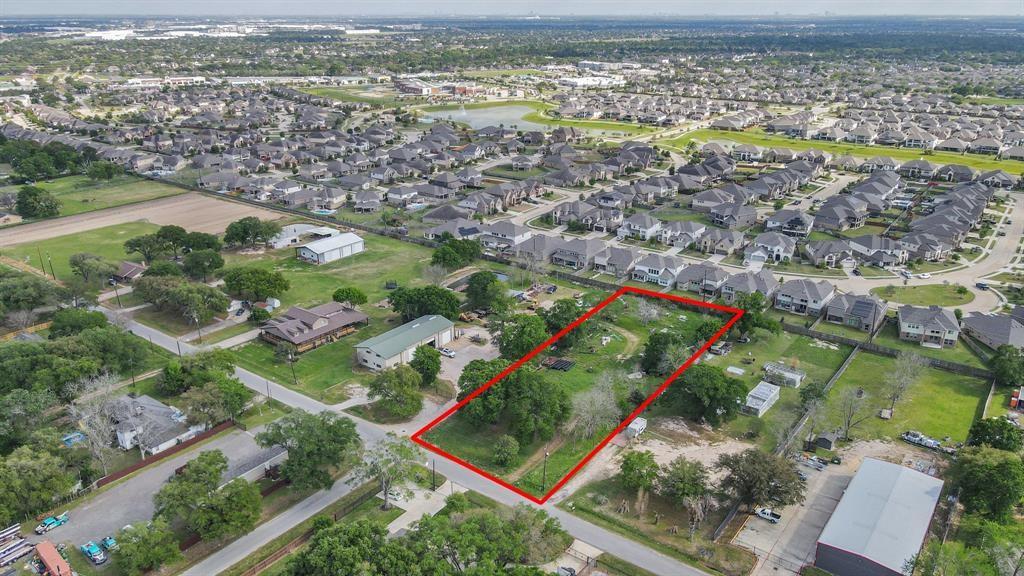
[872,324,986,369]
[461,68,550,78]
[0,221,158,280]
[822,352,989,443]
[303,85,423,107]
[658,128,1024,174]
[0,175,183,219]
[869,283,975,307]
[418,99,656,135]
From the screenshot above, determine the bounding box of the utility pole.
[35,245,46,277]
[541,451,550,492]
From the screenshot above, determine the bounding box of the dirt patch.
[0,193,283,247]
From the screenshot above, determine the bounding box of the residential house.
[696,228,747,255]
[824,293,886,333]
[709,202,758,230]
[774,279,836,317]
[961,309,1024,350]
[897,305,960,348]
[765,209,814,238]
[675,263,730,297]
[618,213,663,241]
[720,270,780,304]
[744,232,797,264]
[631,254,685,288]
[593,246,642,278]
[261,301,369,353]
[804,239,854,268]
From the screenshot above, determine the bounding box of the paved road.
[104,310,710,576]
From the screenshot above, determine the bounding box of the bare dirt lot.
[0,192,283,247]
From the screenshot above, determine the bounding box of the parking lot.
[438,325,500,385]
[732,454,853,574]
[28,427,268,550]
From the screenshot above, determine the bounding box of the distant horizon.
[3,0,1023,18]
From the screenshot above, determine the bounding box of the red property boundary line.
[411,285,743,504]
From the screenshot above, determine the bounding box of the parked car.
[709,342,732,355]
[35,512,69,535]
[755,508,782,524]
[80,541,107,565]
[556,568,577,576]
[851,268,862,276]
[900,270,913,279]
[976,282,990,290]
[101,536,118,552]
[440,347,456,358]
[917,273,931,279]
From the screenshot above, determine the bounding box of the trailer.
[0,540,33,568]
[0,524,19,545]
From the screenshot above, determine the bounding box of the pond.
[422,105,549,132]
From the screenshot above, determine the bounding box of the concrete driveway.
[30,427,267,549]
[732,457,856,575]
[438,326,500,384]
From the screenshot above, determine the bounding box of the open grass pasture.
[0,175,184,220]
[0,221,159,280]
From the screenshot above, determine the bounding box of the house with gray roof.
[720,270,779,304]
[696,228,747,255]
[709,202,758,230]
[593,246,641,278]
[355,315,455,371]
[617,212,662,241]
[824,293,886,333]
[551,238,605,270]
[261,302,369,353]
[766,209,814,238]
[775,279,836,317]
[675,263,730,297]
[897,305,960,348]
[632,254,685,288]
[110,394,206,456]
[804,239,854,268]
[658,220,707,248]
[961,308,1024,350]
[744,232,796,265]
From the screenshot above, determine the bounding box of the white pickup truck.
[755,508,782,524]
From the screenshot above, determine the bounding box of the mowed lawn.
[0,175,183,218]
[660,128,1024,174]
[701,329,852,451]
[1,221,158,280]
[822,352,989,443]
[869,283,975,307]
[223,234,437,403]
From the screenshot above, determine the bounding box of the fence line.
[96,420,236,488]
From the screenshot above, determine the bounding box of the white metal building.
[355,315,455,371]
[742,381,780,417]
[296,232,364,265]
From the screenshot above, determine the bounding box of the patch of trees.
[256,411,360,490]
[223,216,281,248]
[15,185,61,218]
[990,345,1024,387]
[465,270,510,312]
[950,446,1024,522]
[0,325,148,401]
[133,275,229,326]
[497,314,548,359]
[222,267,290,301]
[389,285,460,322]
[182,250,224,281]
[733,292,780,337]
[669,364,746,426]
[332,286,367,306]
[366,364,424,419]
[48,308,107,338]
[284,498,570,575]
[0,138,85,182]
[457,358,570,445]
[154,450,262,541]
[967,417,1024,452]
[430,235,481,270]
[0,267,63,325]
[116,519,182,576]
[0,436,78,526]
[539,298,588,349]
[86,160,123,180]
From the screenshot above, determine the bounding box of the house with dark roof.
[825,293,887,333]
[765,209,814,238]
[720,270,779,304]
[804,239,854,268]
[961,308,1024,350]
[261,302,369,353]
[744,232,796,264]
[675,263,730,297]
[631,254,685,288]
[709,202,758,230]
[593,246,641,278]
[774,279,836,317]
[897,305,960,348]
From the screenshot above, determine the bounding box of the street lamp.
[541,451,550,492]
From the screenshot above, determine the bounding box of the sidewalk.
[384,480,467,535]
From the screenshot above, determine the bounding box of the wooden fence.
[96,420,236,487]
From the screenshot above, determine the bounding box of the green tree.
[116,518,182,576]
[672,364,746,425]
[142,260,184,278]
[154,450,227,521]
[498,314,548,359]
[968,417,1024,452]
[620,450,660,514]
[0,273,59,312]
[222,267,290,301]
[285,520,420,576]
[350,433,422,510]
[990,345,1024,387]
[906,540,997,576]
[182,249,224,281]
[658,456,709,503]
[0,445,74,525]
[188,478,262,540]
[431,243,466,269]
[48,308,107,338]
[734,292,781,337]
[224,216,280,247]
[539,299,587,349]
[951,446,1024,521]
[641,332,677,375]
[183,231,223,253]
[157,225,189,257]
[367,365,423,419]
[181,374,251,425]
[249,307,271,324]
[332,286,368,306]
[69,252,117,285]
[493,434,520,466]
[410,344,442,388]
[124,233,172,263]
[86,160,122,180]
[465,271,504,310]
[256,411,360,490]
[717,448,806,509]
[389,285,460,322]
[15,185,61,218]
[694,317,724,344]
[799,379,828,409]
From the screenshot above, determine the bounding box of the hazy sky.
[4,0,1023,17]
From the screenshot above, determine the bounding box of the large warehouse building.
[355,315,455,371]
[815,458,943,576]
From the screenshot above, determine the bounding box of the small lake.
[422,105,549,132]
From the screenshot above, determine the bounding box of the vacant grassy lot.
[0,175,184,220]
[700,329,852,451]
[869,283,975,307]
[822,352,989,443]
[1,221,158,280]
[304,84,422,107]
[659,128,1024,174]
